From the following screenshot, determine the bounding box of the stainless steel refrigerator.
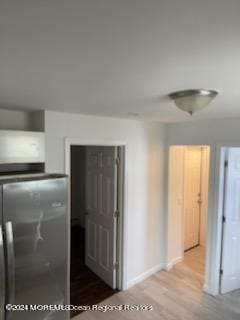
[0,174,69,320]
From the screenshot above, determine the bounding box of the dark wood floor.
[70,225,118,318]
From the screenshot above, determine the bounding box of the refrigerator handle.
[0,225,5,320]
[5,221,15,308]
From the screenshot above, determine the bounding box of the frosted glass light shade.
[169,89,218,115]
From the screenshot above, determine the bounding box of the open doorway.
[167,145,210,287]
[69,145,124,318]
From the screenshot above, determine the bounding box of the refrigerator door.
[2,177,68,320]
[0,186,6,320]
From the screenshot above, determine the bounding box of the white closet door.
[221,148,240,294]
[85,146,118,288]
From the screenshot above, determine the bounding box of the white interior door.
[221,148,240,294]
[85,146,118,288]
[184,147,202,251]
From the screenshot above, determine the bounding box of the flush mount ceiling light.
[169,89,219,115]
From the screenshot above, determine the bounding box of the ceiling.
[0,0,240,123]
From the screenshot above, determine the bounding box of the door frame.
[65,138,127,292]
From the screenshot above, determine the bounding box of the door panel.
[221,148,240,294]
[3,178,68,320]
[99,226,110,270]
[85,146,117,288]
[87,219,97,261]
[184,147,202,251]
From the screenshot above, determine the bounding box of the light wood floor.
[74,246,240,320]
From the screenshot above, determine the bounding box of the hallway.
[74,246,240,320]
[183,245,206,283]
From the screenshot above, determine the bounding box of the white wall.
[0,109,31,130]
[167,117,240,146]
[44,110,166,287]
[0,109,45,131]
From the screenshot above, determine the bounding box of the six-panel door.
[221,148,240,294]
[85,146,118,289]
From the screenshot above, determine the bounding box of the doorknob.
[198,199,202,205]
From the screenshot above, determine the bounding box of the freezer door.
[0,186,6,320]
[2,178,68,320]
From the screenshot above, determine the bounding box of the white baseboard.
[163,256,184,271]
[203,283,219,296]
[126,263,163,289]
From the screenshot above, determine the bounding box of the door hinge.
[115,157,120,166]
[222,215,226,223]
[224,160,228,168]
[220,269,223,276]
[114,210,120,218]
[114,262,119,271]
